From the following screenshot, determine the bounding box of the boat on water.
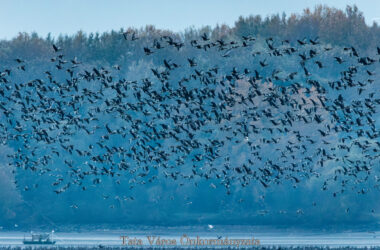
[23,231,56,245]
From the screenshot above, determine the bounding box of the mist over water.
[1,228,380,247]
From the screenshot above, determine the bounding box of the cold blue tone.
[0,5,379,247]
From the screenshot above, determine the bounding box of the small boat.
[23,231,56,245]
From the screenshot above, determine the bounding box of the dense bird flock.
[0,32,380,212]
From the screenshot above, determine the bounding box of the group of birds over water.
[0,30,380,215]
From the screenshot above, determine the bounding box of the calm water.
[0,229,379,247]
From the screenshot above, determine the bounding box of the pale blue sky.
[0,0,379,39]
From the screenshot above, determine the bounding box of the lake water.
[0,229,379,247]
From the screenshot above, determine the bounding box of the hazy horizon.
[0,0,380,40]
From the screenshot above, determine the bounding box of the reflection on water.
[0,229,379,247]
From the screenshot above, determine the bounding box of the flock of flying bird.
[0,30,380,214]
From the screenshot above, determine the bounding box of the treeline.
[0,5,378,65]
[234,5,379,49]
